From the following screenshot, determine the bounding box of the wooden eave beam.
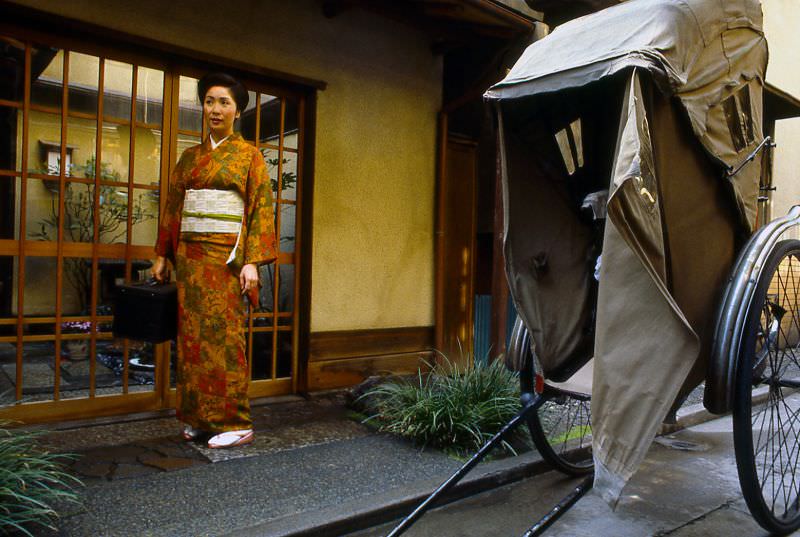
[322,0,535,43]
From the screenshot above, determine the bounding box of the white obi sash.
[180,189,244,264]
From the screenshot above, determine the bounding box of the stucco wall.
[762,0,800,225]
[9,0,441,331]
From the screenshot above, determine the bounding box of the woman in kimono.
[152,73,277,449]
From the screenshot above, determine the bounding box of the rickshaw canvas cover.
[487,0,767,505]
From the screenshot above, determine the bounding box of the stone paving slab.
[68,437,209,482]
[50,435,479,537]
[44,392,374,487]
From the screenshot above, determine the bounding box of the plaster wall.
[762,0,800,225]
[9,0,441,331]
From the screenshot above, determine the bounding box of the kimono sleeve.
[154,153,188,263]
[243,150,278,267]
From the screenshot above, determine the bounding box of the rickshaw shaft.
[385,393,545,537]
[522,475,594,537]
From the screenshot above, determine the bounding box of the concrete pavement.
[38,388,793,536]
[348,396,800,537]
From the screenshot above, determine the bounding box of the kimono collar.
[207,132,242,150]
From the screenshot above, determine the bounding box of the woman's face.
[203,85,239,139]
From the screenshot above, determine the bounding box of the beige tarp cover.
[486,0,767,504]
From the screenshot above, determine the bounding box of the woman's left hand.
[239,263,259,295]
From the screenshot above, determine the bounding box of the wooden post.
[490,119,509,361]
[434,113,448,355]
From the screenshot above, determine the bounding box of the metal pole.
[522,475,594,537]
[386,393,544,537]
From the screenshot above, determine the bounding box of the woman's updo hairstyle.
[197,72,249,112]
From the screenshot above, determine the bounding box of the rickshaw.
[387,0,800,535]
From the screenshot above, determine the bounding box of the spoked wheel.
[734,239,800,534]
[511,317,594,476]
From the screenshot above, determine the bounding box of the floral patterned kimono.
[155,133,277,432]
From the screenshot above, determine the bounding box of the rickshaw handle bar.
[522,475,594,537]
[385,393,545,537]
[707,203,800,414]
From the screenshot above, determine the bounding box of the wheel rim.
[515,318,593,475]
[747,249,800,526]
[532,390,593,473]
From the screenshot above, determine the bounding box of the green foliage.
[261,151,297,195]
[362,355,521,455]
[0,424,82,536]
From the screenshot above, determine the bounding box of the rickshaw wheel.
[734,239,800,534]
[512,318,593,476]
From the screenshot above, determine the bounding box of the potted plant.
[60,321,92,361]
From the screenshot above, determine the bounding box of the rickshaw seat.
[545,358,593,397]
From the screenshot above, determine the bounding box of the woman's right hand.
[152,256,168,282]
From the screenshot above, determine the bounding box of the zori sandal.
[182,425,203,441]
[207,429,254,449]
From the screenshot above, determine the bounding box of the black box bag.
[112,279,177,343]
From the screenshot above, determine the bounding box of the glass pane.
[22,257,57,316]
[0,342,45,404]
[256,264,276,314]
[22,319,56,338]
[103,60,132,121]
[0,341,14,406]
[28,110,61,176]
[79,338,157,399]
[176,134,200,163]
[25,177,59,242]
[276,330,292,378]
[131,187,159,246]
[62,257,94,315]
[261,148,279,196]
[258,94,280,146]
[178,76,202,133]
[279,150,297,201]
[278,203,295,254]
[59,336,97,400]
[130,257,154,282]
[237,90,257,139]
[277,264,294,317]
[0,178,19,240]
[63,183,94,243]
[168,340,177,388]
[0,36,25,102]
[65,116,97,178]
[133,126,161,183]
[68,52,100,115]
[97,186,129,244]
[261,148,297,201]
[136,67,164,125]
[0,255,17,324]
[30,48,63,110]
[96,258,126,313]
[283,97,299,150]
[11,341,57,403]
[101,122,129,182]
[250,329,273,380]
[0,105,21,172]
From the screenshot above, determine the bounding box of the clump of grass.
[362,354,520,455]
[0,424,83,536]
